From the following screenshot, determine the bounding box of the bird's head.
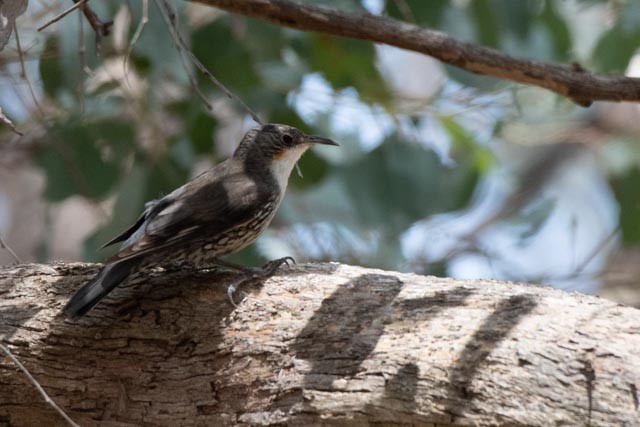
[234,123,338,184]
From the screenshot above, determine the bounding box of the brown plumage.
[64,124,338,318]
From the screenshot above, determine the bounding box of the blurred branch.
[155,0,262,124]
[194,0,640,107]
[38,0,112,51]
[124,0,149,84]
[13,26,44,117]
[36,0,87,32]
[154,0,213,111]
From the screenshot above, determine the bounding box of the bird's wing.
[103,165,265,264]
[100,198,170,249]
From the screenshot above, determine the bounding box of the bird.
[64,124,338,318]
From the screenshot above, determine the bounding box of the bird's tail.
[64,257,143,319]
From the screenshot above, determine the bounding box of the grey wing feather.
[103,166,262,264]
[101,198,170,249]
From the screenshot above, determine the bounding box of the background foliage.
[1,0,639,302]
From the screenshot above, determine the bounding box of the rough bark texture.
[192,0,640,107]
[0,262,639,426]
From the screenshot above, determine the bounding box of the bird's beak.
[306,135,339,146]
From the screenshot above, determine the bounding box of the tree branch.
[192,0,640,107]
[1,262,639,425]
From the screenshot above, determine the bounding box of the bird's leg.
[208,258,249,273]
[205,256,295,275]
[163,258,237,278]
[225,256,296,307]
[162,260,222,280]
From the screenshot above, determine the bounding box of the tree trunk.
[0,262,638,426]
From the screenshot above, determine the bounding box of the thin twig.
[154,0,213,110]
[0,235,21,263]
[37,0,88,32]
[156,0,263,124]
[13,26,27,78]
[127,0,149,61]
[559,225,621,281]
[78,8,86,113]
[195,0,640,106]
[0,106,23,136]
[13,26,43,116]
[0,340,80,427]
[123,0,148,88]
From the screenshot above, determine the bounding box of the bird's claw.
[227,280,245,307]
[260,256,295,276]
[226,256,295,307]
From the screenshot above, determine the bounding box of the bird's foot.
[255,256,296,278]
[226,256,295,307]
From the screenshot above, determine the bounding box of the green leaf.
[470,0,500,48]
[498,0,532,41]
[188,111,218,155]
[84,164,149,261]
[124,0,186,86]
[289,150,330,190]
[268,106,308,130]
[242,18,288,60]
[439,116,494,172]
[36,120,134,201]
[295,34,388,100]
[469,0,533,49]
[539,1,571,60]
[612,168,640,244]
[144,154,191,202]
[281,174,357,225]
[337,137,477,229]
[385,0,449,27]
[39,36,64,98]
[256,61,306,93]
[191,18,260,96]
[593,30,639,72]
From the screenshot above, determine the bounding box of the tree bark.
[0,262,639,426]
[192,0,640,107]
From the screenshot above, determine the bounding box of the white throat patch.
[271,144,310,192]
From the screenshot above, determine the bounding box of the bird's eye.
[282,134,293,145]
